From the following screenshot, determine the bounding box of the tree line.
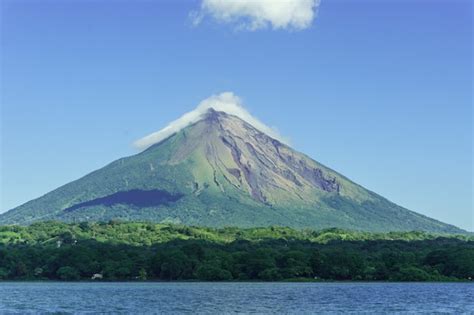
[0,221,472,281]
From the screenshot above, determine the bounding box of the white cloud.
[191,0,320,31]
[134,92,287,150]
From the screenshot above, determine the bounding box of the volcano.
[0,107,464,233]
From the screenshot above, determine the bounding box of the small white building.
[91,273,103,280]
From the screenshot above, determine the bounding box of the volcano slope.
[0,109,464,233]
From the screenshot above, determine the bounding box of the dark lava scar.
[63,189,183,212]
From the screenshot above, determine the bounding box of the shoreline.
[1,279,472,283]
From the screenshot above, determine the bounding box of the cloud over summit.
[134,92,287,150]
[191,0,320,31]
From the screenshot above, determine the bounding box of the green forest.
[0,221,472,282]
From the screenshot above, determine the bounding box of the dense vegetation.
[0,222,472,282]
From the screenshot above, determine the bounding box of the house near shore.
[91,273,103,280]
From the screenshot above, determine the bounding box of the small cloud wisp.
[191,0,320,31]
[134,92,287,150]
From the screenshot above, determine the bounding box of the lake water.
[0,282,472,314]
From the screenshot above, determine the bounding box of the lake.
[0,282,472,313]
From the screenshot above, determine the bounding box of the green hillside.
[0,110,465,234]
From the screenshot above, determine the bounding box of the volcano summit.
[0,94,464,233]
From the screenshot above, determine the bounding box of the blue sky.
[1,0,472,230]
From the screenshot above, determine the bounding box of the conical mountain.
[0,109,464,233]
